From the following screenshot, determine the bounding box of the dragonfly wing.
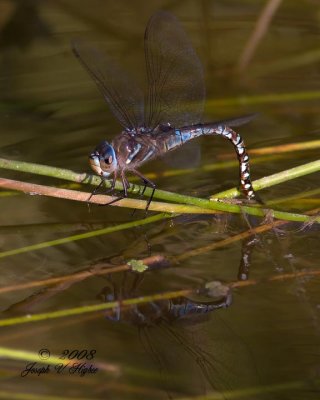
[144,11,205,130]
[72,39,144,130]
[163,140,201,169]
[212,113,259,128]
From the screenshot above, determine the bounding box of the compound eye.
[105,155,113,164]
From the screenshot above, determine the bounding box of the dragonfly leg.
[104,170,128,206]
[88,172,118,204]
[107,173,117,193]
[122,174,130,191]
[121,171,129,197]
[88,177,105,202]
[132,169,156,213]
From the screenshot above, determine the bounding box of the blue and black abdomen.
[162,123,256,200]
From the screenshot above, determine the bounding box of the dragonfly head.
[89,141,118,177]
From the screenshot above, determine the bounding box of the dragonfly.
[73,11,258,211]
[100,276,232,326]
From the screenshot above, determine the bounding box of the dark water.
[0,1,319,399]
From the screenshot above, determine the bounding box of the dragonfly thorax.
[89,140,118,177]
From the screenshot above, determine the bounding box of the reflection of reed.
[98,272,254,399]
[1,207,318,310]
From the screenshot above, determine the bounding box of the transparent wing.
[72,39,144,130]
[139,314,261,398]
[212,113,259,128]
[144,11,205,130]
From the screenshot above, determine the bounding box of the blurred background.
[0,1,319,399]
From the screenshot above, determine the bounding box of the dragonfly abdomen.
[168,298,231,319]
[162,128,202,152]
[173,124,257,200]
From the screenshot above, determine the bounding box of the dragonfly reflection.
[100,277,232,325]
[98,273,258,398]
[73,11,258,210]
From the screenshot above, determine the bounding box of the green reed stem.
[213,159,320,199]
[0,157,319,223]
[0,289,192,327]
[0,346,69,367]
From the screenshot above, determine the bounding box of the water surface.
[0,1,319,399]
